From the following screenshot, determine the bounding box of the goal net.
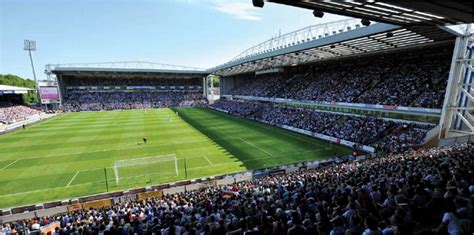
[113,154,178,185]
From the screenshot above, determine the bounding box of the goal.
[113,154,178,185]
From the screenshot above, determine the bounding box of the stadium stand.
[1,143,471,234]
[60,77,208,111]
[211,99,433,153]
[227,46,452,109]
[0,102,44,125]
[63,92,207,111]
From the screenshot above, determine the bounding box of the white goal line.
[114,153,177,167]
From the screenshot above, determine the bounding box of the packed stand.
[226,46,452,109]
[63,92,207,111]
[211,99,433,153]
[2,143,472,235]
[374,123,436,153]
[227,73,293,97]
[0,102,44,125]
[61,76,207,111]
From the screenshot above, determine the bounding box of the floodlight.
[361,19,371,26]
[253,0,264,8]
[313,10,324,18]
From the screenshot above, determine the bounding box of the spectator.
[63,91,207,111]
[0,102,44,124]
[3,143,471,234]
[226,46,452,109]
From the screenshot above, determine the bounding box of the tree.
[207,75,220,87]
[0,74,38,104]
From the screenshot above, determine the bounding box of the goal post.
[113,154,178,185]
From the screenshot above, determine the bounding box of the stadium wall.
[279,125,375,152]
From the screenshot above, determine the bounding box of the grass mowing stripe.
[175,108,347,157]
[0,139,205,163]
[206,108,329,149]
[0,108,350,208]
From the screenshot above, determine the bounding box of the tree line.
[0,74,38,104]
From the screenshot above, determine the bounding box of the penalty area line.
[0,148,331,198]
[0,159,20,171]
[203,155,214,166]
[238,137,274,157]
[67,171,80,187]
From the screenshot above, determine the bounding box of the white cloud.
[172,0,261,21]
[212,1,261,21]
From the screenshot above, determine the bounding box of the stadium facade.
[46,62,209,102]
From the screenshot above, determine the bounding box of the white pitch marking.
[0,149,327,198]
[67,171,80,187]
[10,139,200,163]
[203,155,214,166]
[238,137,274,157]
[0,159,20,170]
[220,112,328,149]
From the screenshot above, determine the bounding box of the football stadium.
[0,1,473,234]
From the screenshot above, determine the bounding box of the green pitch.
[0,108,350,208]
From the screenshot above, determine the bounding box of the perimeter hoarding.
[38,81,60,104]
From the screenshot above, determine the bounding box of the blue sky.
[0,0,346,80]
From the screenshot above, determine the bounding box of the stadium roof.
[46,61,208,78]
[267,1,472,26]
[208,19,456,76]
[0,85,34,94]
[45,1,468,78]
[207,1,470,76]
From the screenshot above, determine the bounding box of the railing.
[229,18,362,63]
[439,134,474,146]
[221,95,441,120]
[45,61,207,74]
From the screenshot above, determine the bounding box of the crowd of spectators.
[63,92,207,112]
[228,74,302,98]
[0,102,44,125]
[60,77,207,111]
[211,99,433,153]
[227,47,452,109]
[2,143,471,235]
